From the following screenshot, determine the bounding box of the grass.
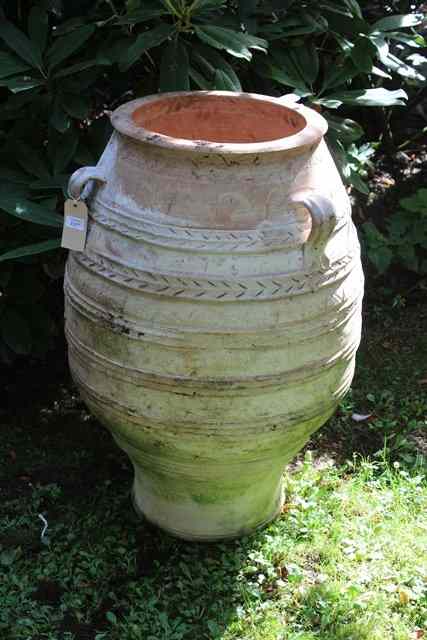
[0,300,426,640]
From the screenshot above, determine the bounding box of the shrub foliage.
[0,0,425,360]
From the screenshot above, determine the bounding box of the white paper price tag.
[61,199,88,251]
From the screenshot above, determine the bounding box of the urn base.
[130,467,284,542]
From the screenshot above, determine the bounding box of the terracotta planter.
[64,91,364,541]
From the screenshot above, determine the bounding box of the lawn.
[1,300,426,640]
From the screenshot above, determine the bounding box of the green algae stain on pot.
[64,91,364,541]
[191,492,224,505]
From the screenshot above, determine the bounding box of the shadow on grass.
[0,367,261,639]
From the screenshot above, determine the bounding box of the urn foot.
[129,463,285,541]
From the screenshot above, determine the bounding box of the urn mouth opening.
[132,94,306,143]
[111,91,328,155]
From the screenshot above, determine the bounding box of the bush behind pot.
[0,0,425,361]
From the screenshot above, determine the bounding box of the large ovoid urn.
[64,91,364,541]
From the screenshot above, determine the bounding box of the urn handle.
[68,166,107,201]
[290,190,338,247]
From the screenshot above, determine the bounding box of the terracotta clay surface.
[132,94,306,143]
[65,91,364,541]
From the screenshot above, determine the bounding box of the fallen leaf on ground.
[398,588,411,605]
[351,413,373,422]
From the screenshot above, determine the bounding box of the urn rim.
[110,91,328,156]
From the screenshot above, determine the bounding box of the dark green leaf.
[191,49,215,77]
[0,51,30,78]
[327,115,364,143]
[265,47,310,92]
[396,244,419,273]
[363,222,393,273]
[0,20,43,69]
[324,10,368,36]
[192,44,241,90]
[53,59,97,79]
[192,0,227,12]
[0,181,29,200]
[30,175,69,190]
[399,189,427,214]
[14,141,50,179]
[369,246,393,273]
[0,194,63,227]
[189,66,211,89]
[0,76,44,93]
[371,65,392,79]
[327,136,350,179]
[96,38,129,65]
[379,51,426,82]
[320,58,358,93]
[371,14,424,33]
[159,0,182,15]
[259,21,321,39]
[117,8,168,24]
[38,195,58,210]
[350,36,376,73]
[53,17,86,37]
[258,61,309,93]
[62,93,90,120]
[348,169,369,194]
[213,69,236,90]
[333,33,356,55]
[74,141,96,166]
[370,34,389,63]
[362,221,386,245]
[28,6,49,54]
[61,67,102,92]
[0,308,32,354]
[194,25,267,61]
[120,24,175,70]
[0,91,40,121]
[289,43,319,85]
[106,611,117,625]
[160,38,190,91]
[50,96,71,132]
[48,127,79,174]
[47,25,95,70]
[388,32,425,47]
[284,12,327,37]
[325,88,407,107]
[0,238,61,262]
[343,0,362,18]
[126,0,142,10]
[0,167,29,184]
